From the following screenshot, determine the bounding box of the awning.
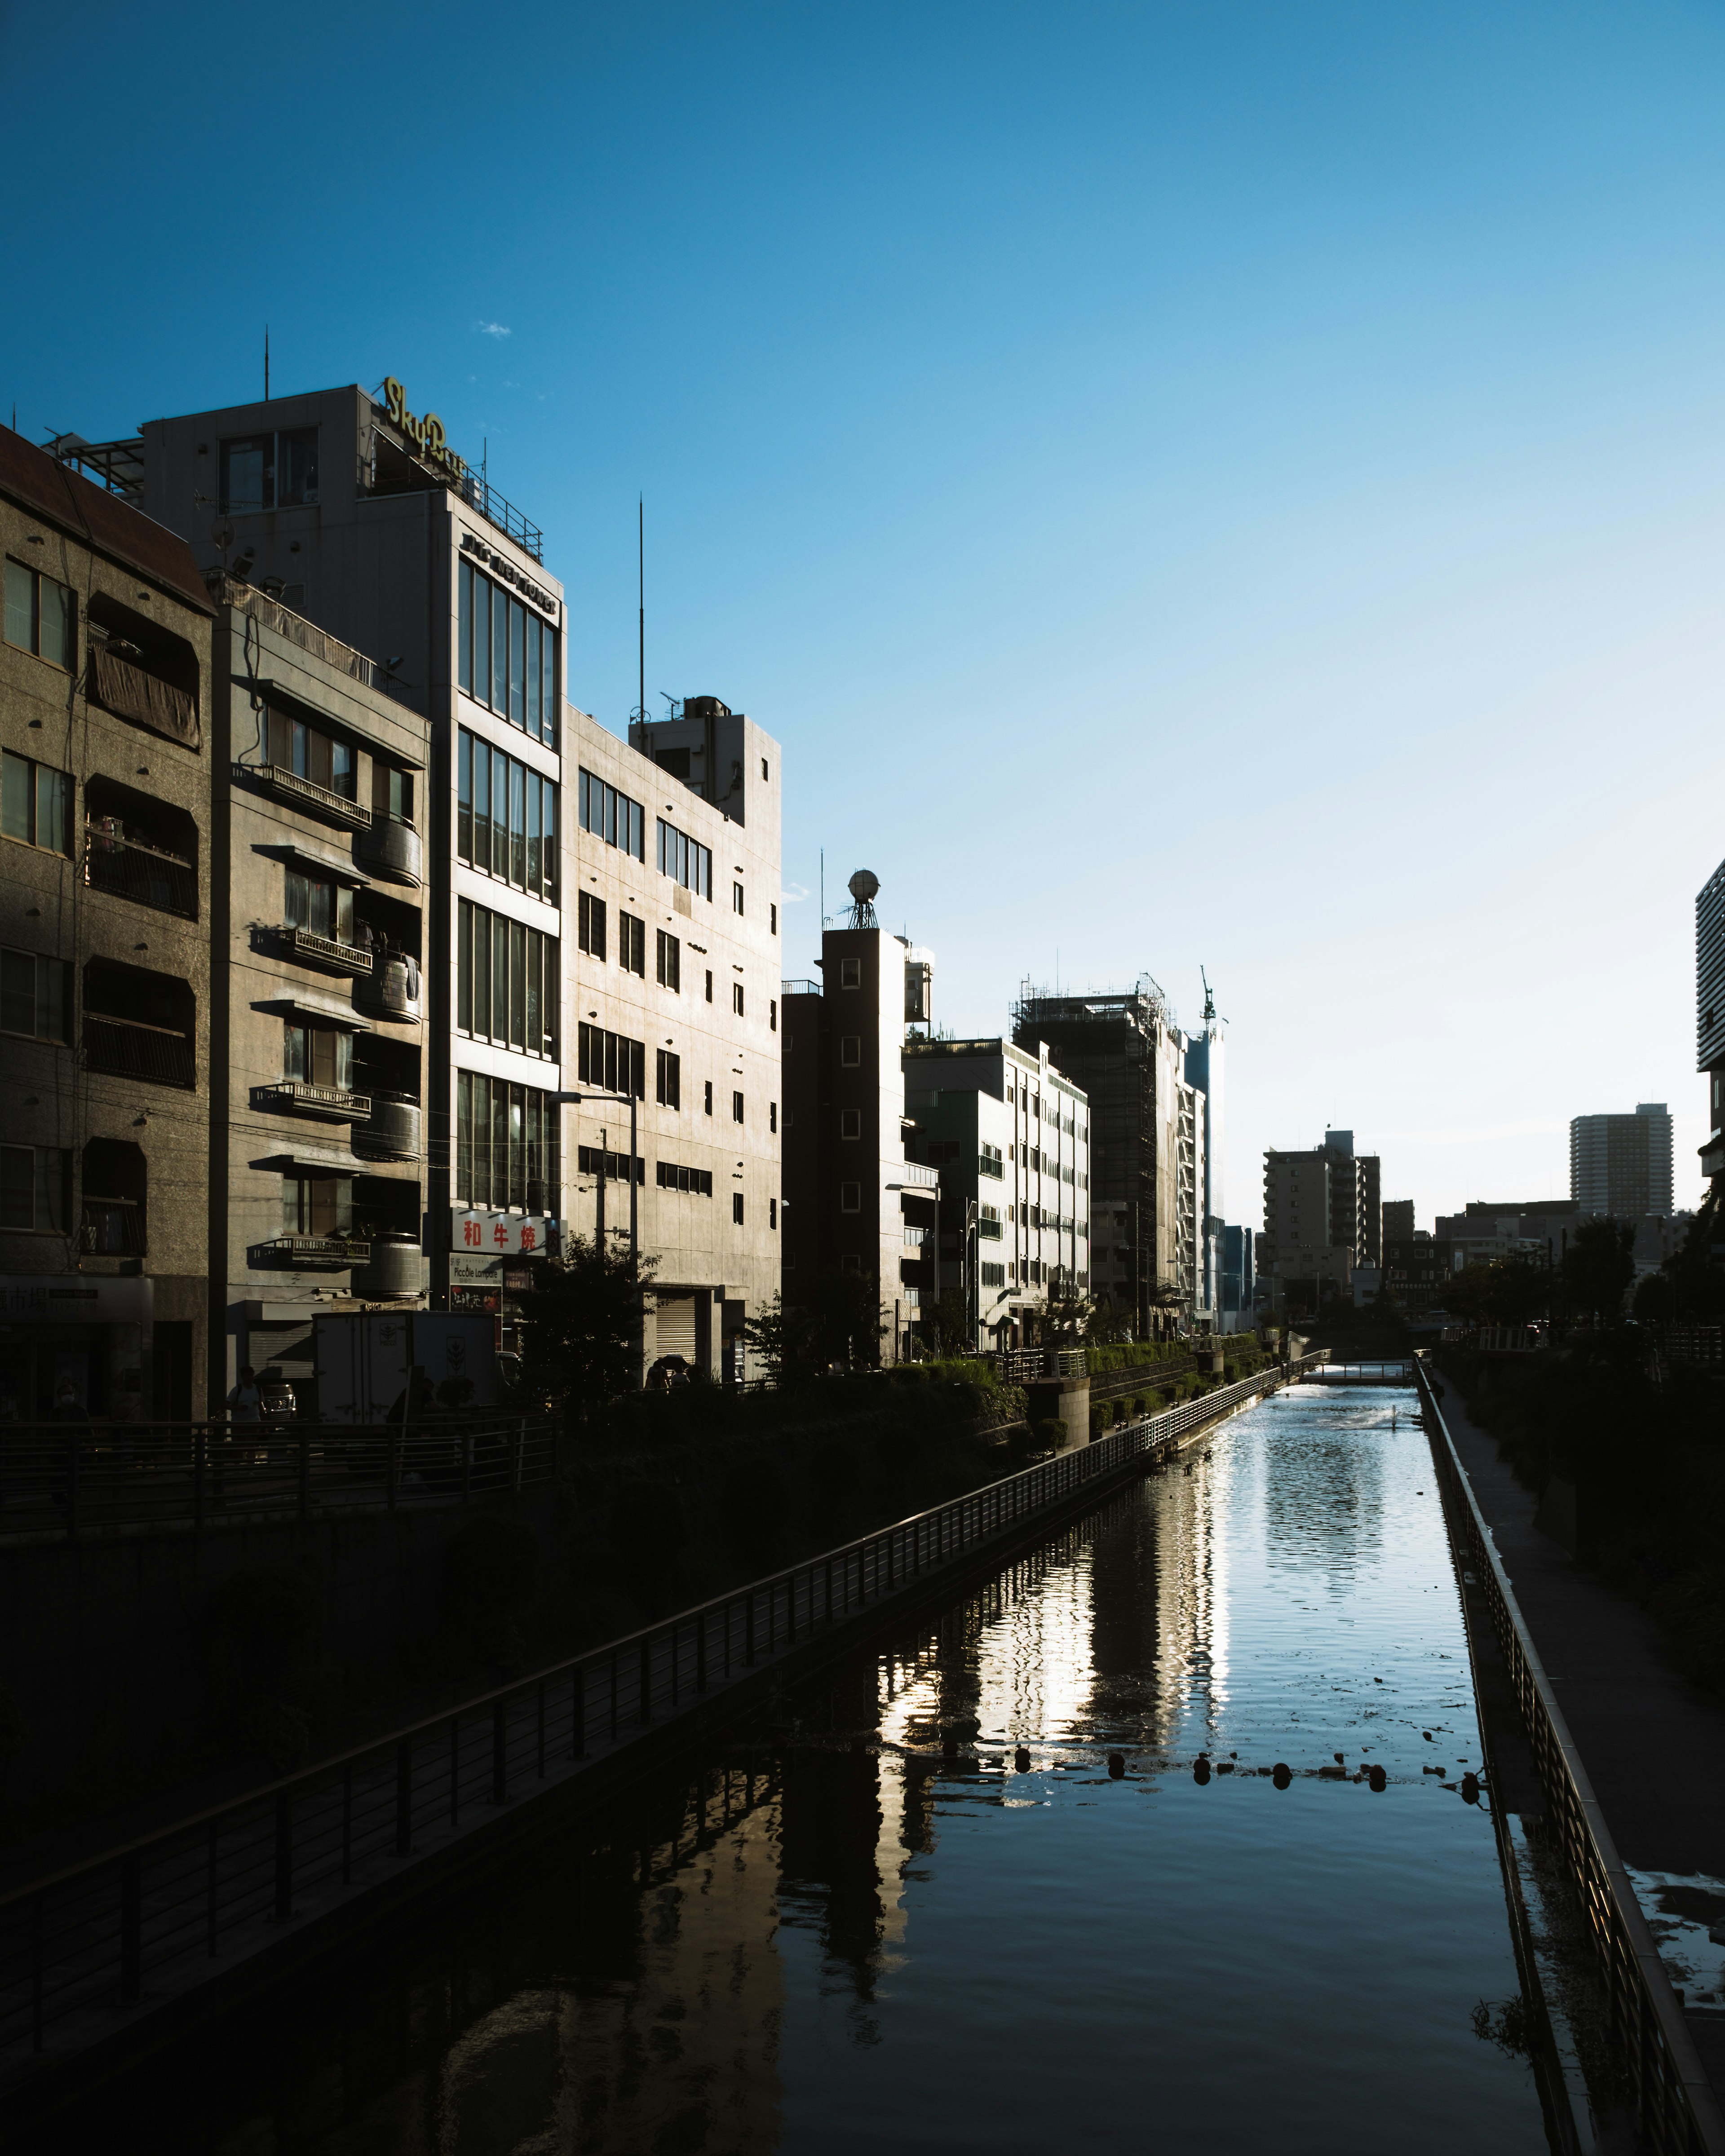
[267,839,372,887]
[255,994,374,1032]
[253,1149,365,1176]
[89,645,202,751]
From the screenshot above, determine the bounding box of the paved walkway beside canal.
[1439,1384,1725,2088]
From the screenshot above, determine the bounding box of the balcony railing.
[897,1161,940,1191]
[361,459,544,564]
[236,762,372,830]
[279,925,374,976]
[356,954,421,1022]
[77,1202,145,1256]
[781,978,821,997]
[257,1081,371,1122]
[213,582,416,707]
[84,1015,195,1089]
[354,1094,422,1162]
[83,832,197,920]
[253,1236,371,1271]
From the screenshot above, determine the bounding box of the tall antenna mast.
[637,497,645,726]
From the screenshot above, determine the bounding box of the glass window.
[0,1144,68,1232]
[510,762,526,888]
[2,750,71,854]
[491,583,509,713]
[509,599,526,724]
[458,561,473,697]
[457,732,472,862]
[526,772,541,894]
[220,436,270,514]
[578,769,645,861]
[3,562,73,668]
[3,560,30,651]
[656,1049,680,1109]
[0,947,68,1042]
[277,427,319,506]
[656,817,712,898]
[526,619,541,740]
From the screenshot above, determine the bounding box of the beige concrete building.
[566,695,785,1377]
[0,427,215,1418]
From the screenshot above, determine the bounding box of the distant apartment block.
[1698,855,1725,1185]
[1381,1199,1415,1245]
[1569,1106,1672,1219]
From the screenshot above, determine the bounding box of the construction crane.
[1200,966,1225,1027]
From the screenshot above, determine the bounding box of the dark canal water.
[49,1381,1550,2154]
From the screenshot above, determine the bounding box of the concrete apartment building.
[903,1035,1091,1349]
[781,917,938,1359]
[0,428,215,1418]
[1570,1105,1674,1219]
[1261,1130,1382,1296]
[1381,1199,1416,1244]
[1698,856,1725,1187]
[209,579,432,1400]
[563,694,785,1377]
[1010,984,1204,1330]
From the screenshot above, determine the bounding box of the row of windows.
[458,559,559,744]
[576,1144,645,1184]
[221,428,320,514]
[576,1022,646,1100]
[458,730,558,902]
[285,868,355,945]
[579,769,645,860]
[455,1071,561,1214]
[4,560,74,670]
[656,815,712,899]
[657,1159,713,1196]
[456,898,560,1060]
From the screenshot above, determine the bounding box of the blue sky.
[6,1,1724,1229]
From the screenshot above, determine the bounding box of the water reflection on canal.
[65,1383,1550,2153]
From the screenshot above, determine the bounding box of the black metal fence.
[1417,1363,1725,2156]
[0,1357,1319,2081]
[0,1418,558,1542]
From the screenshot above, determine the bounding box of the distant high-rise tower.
[1698,857,1725,1187]
[1570,1105,1673,1219]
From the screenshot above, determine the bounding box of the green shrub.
[1033,1416,1069,1450]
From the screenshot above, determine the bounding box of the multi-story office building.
[563,694,784,1376]
[1698,857,1725,1186]
[1011,984,1203,1330]
[902,1035,1091,1350]
[209,578,432,1400]
[1219,1222,1255,1330]
[781,917,937,1359]
[1570,1105,1673,1219]
[85,376,571,1323]
[0,428,216,1418]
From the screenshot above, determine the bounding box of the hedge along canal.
[20,1377,1558,2154]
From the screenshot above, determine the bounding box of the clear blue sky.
[6,1,1724,1230]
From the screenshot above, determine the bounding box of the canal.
[40,1379,1552,2153]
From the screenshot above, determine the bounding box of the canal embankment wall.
[0,1371,1135,1862]
[0,1358,1314,2129]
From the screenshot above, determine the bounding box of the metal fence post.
[119,1851,142,2002]
[395,1736,412,1854]
[274,1790,292,1922]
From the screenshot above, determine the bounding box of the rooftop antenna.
[264,326,270,403]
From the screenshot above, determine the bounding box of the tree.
[1084,1297,1135,1345]
[922,1284,973,1358]
[1043,1281,1092,1343]
[513,1234,658,1420]
[741,1293,817,1383]
[1443,1259,1548,1327]
[1562,1218,1636,1323]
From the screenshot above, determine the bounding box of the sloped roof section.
[0,425,213,615]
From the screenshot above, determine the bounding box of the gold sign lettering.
[381,376,467,482]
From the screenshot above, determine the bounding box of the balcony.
[237,761,372,831]
[781,978,822,997]
[84,832,197,920]
[902,1224,929,1248]
[253,1235,370,1271]
[357,954,422,1024]
[257,1080,371,1123]
[896,1161,940,1192]
[354,1094,422,1162]
[77,1200,145,1256]
[978,1219,1003,1240]
[84,1015,195,1089]
[358,816,423,888]
[279,925,374,977]
[354,1236,423,1298]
